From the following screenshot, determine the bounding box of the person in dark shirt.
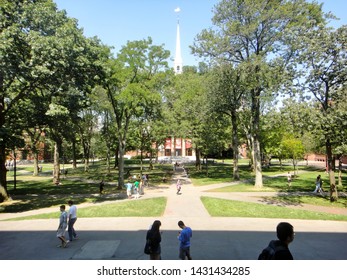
[146,220,162,260]
[259,222,295,260]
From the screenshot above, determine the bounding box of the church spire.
[174,7,183,74]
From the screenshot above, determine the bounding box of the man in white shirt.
[68,200,78,242]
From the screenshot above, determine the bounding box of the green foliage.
[281,135,304,160]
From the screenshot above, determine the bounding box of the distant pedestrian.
[140,178,144,195]
[126,182,133,199]
[176,179,182,194]
[134,179,140,199]
[142,174,148,187]
[56,205,68,248]
[99,180,104,194]
[177,220,192,260]
[145,220,162,260]
[67,200,78,242]
[287,172,292,187]
[258,222,295,260]
[313,175,323,194]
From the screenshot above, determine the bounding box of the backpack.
[258,241,287,260]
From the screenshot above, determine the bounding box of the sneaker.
[63,240,69,248]
[57,245,62,248]
[74,235,79,240]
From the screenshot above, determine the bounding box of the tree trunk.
[114,146,119,169]
[0,94,10,202]
[326,139,338,201]
[140,145,143,174]
[252,89,263,188]
[33,151,39,176]
[254,139,263,187]
[82,139,90,172]
[53,141,61,185]
[71,140,77,169]
[195,147,201,171]
[231,113,240,180]
[106,143,111,174]
[0,145,9,202]
[117,140,125,190]
[205,156,209,176]
[338,158,342,187]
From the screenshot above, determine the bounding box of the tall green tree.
[102,37,170,189]
[297,25,347,201]
[0,0,107,199]
[208,64,246,179]
[281,135,305,175]
[191,0,326,187]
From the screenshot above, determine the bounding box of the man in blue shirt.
[126,182,133,199]
[177,220,192,260]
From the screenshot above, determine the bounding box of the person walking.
[313,175,323,193]
[67,200,78,242]
[134,179,140,199]
[126,181,133,199]
[99,180,104,195]
[258,222,295,260]
[140,178,144,195]
[287,172,292,188]
[176,179,182,195]
[145,220,162,260]
[56,205,68,248]
[142,174,148,187]
[177,220,192,260]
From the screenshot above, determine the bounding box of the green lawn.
[2,160,347,220]
[3,160,171,213]
[201,197,347,221]
[7,197,167,221]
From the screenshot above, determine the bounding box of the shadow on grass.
[3,161,174,214]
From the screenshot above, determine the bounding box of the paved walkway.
[0,167,347,260]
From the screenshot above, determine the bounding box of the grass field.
[2,159,347,221]
[7,197,167,221]
[201,197,347,221]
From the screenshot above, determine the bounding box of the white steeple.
[174,7,183,74]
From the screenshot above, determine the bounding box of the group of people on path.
[144,219,294,260]
[145,220,193,260]
[125,174,148,199]
[56,201,294,260]
[56,200,78,248]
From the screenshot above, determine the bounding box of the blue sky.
[54,0,347,68]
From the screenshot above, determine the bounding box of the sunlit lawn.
[204,169,347,208]
[3,159,347,216]
[201,197,347,221]
[7,197,167,221]
[3,160,172,213]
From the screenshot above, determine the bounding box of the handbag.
[144,239,152,255]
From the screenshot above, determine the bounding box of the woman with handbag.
[144,220,162,260]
